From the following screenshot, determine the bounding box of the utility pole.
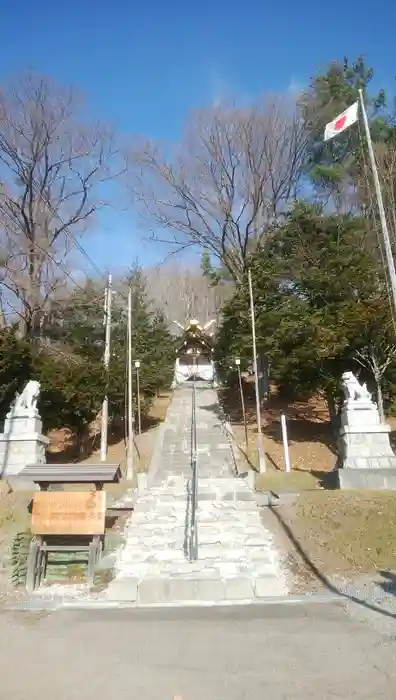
[358,89,396,317]
[100,273,112,462]
[248,268,266,473]
[126,286,134,480]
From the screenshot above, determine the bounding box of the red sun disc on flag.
[335,115,347,131]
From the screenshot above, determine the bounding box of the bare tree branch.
[127,95,308,281]
[354,343,396,422]
[0,72,123,337]
[143,262,232,328]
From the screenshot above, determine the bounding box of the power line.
[0,174,132,331]
[0,244,108,333]
[32,188,130,304]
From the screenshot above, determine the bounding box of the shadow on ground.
[377,570,396,597]
[270,505,396,620]
[217,385,338,455]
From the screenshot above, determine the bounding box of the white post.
[248,268,266,473]
[235,358,248,448]
[135,360,141,435]
[126,286,134,480]
[358,89,396,317]
[100,273,112,462]
[280,413,291,473]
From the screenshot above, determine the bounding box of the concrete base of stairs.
[105,574,284,605]
[12,591,344,613]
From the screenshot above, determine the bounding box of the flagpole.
[358,89,396,317]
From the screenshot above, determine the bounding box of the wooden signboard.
[31,491,106,536]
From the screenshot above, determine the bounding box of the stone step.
[102,383,289,608]
[118,559,281,579]
[119,548,279,570]
[128,512,267,529]
[106,573,286,604]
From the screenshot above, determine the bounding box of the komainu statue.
[13,380,41,413]
[341,371,372,403]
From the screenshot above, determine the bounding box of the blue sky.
[0,0,394,274]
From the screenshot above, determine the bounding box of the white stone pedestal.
[337,388,396,489]
[339,424,396,470]
[0,409,49,479]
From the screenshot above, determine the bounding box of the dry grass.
[269,491,396,592]
[255,470,322,492]
[0,483,33,603]
[0,482,31,532]
[149,392,172,422]
[295,491,396,573]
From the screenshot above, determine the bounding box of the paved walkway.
[105,383,287,605]
[1,602,395,699]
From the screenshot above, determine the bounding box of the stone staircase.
[104,383,287,605]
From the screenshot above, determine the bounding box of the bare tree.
[128,96,308,281]
[0,73,122,337]
[144,263,232,328]
[354,343,396,422]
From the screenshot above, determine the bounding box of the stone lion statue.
[341,371,371,403]
[14,380,41,413]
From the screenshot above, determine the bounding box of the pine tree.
[124,265,176,404]
[300,56,389,197]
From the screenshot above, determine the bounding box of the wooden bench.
[19,463,122,491]
[26,491,107,592]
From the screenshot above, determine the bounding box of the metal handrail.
[187,374,198,560]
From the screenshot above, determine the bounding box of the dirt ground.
[47,391,172,476]
[221,383,396,479]
[220,385,337,475]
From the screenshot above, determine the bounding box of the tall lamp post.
[247,268,266,473]
[235,358,248,449]
[135,360,141,435]
[126,286,134,480]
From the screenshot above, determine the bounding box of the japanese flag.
[324,101,359,141]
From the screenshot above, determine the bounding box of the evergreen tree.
[215,203,393,424]
[125,266,176,401]
[300,56,390,198]
[45,281,107,361]
[144,310,176,396]
[34,351,105,440]
[0,330,32,420]
[201,250,233,286]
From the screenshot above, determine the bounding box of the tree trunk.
[376,378,385,423]
[326,391,339,438]
[257,355,270,403]
[76,425,90,458]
